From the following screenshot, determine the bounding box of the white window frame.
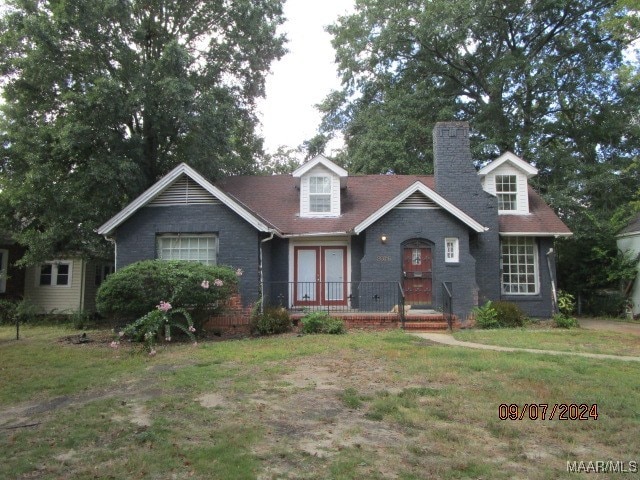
[156,234,218,265]
[501,237,539,295]
[38,261,73,287]
[309,176,332,213]
[445,238,459,263]
[496,175,518,211]
[0,249,8,293]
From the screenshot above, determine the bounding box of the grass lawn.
[453,326,640,357]
[1,324,639,479]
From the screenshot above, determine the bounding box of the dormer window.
[496,175,517,211]
[309,176,331,213]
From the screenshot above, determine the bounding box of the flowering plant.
[114,299,197,354]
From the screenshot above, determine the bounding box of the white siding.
[482,164,530,214]
[299,164,341,217]
[24,259,84,314]
[617,235,640,316]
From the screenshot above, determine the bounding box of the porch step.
[402,315,460,331]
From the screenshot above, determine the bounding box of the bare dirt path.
[578,318,640,336]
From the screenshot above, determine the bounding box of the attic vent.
[396,192,439,209]
[149,175,220,206]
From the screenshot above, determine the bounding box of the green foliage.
[0,299,41,325]
[250,306,292,336]
[96,260,238,327]
[472,301,499,329]
[492,301,527,328]
[584,291,629,317]
[300,312,346,335]
[553,313,579,329]
[0,0,286,263]
[70,311,92,330]
[557,291,576,316]
[0,299,17,324]
[117,304,196,353]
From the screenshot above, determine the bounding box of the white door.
[296,247,317,302]
[324,248,344,302]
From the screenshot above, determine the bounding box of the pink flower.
[235,268,243,277]
[157,301,172,312]
[110,341,119,349]
[188,326,196,333]
[201,280,210,289]
[149,349,157,357]
[214,279,224,287]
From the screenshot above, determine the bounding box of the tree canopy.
[0,0,285,263]
[317,0,640,303]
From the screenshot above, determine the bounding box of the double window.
[309,176,331,213]
[157,234,217,265]
[501,237,538,294]
[39,262,72,286]
[95,264,114,287]
[496,175,518,211]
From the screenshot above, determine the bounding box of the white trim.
[500,237,539,295]
[499,232,573,237]
[292,155,348,180]
[97,163,271,236]
[478,151,538,178]
[156,233,218,265]
[0,249,8,293]
[617,230,640,239]
[444,238,459,263]
[354,182,487,234]
[282,232,350,238]
[37,260,73,287]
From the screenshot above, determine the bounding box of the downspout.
[79,260,86,313]
[259,231,276,312]
[104,235,117,271]
[546,248,558,314]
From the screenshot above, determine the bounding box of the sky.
[256,0,354,155]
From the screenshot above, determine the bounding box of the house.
[97,122,571,322]
[616,213,640,317]
[0,234,113,314]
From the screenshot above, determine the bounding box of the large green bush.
[300,312,346,334]
[492,301,527,327]
[96,260,239,326]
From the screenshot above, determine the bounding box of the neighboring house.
[97,122,571,320]
[0,234,113,313]
[617,213,640,317]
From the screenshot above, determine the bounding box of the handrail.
[442,282,453,331]
[397,282,406,328]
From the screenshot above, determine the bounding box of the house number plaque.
[376,255,392,262]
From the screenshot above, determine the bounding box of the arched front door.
[402,240,433,305]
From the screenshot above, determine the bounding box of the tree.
[318,0,640,304]
[0,0,285,263]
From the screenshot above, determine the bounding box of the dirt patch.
[579,318,640,335]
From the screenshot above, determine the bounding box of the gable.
[148,175,221,206]
[395,192,440,210]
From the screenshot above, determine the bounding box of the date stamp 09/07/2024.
[498,403,638,474]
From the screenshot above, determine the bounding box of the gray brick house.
[98,122,571,320]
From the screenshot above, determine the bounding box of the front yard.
[1,324,639,479]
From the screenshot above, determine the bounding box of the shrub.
[0,299,17,324]
[472,301,499,329]
[250,306,292,335]
[70,310,92,330]
[300,312,346,334]
[553,313,579,329]
[96,260,239,327]
[557,290,576,316]
[492,301,527,327]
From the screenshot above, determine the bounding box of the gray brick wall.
[114,204,261,306]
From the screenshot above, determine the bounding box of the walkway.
[411,332,640,362]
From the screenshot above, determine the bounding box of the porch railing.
[263,281,406,320]
[442,281,453,331]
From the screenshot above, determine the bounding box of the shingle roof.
[618,212,640,237]
[219,175,570,237]
[498,187,572,236]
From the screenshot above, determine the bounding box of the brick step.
[403,321,450,330]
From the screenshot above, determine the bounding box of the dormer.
[292,155,347,217]
[478,152,538,215]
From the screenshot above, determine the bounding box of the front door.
[294,246,347,306]
[402,242,432,305]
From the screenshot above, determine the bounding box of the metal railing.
[264,281,406,320]
[442,282,453,331]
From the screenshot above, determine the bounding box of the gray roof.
[619,213,640,236]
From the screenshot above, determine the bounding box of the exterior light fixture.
[381,234,388,244]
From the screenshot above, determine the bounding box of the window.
[501,237,538,294]
[39,262,72,286]
[95,264,114,286]
[0,249,7,293]
[157,234,217,265]
[309,176,331,213]
[496,175,518,211]
[445,238,459,263]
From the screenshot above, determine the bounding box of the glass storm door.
[294,246,347,306]
[402,243,433,305]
